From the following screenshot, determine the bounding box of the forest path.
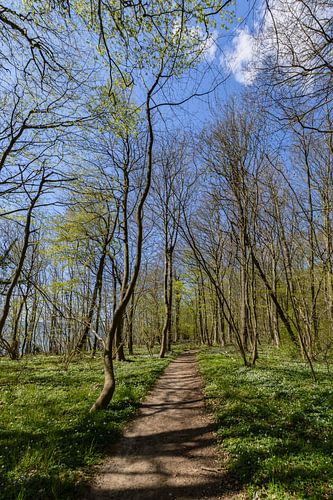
[84,351,241,500]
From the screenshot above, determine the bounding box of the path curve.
[84,351,239,499]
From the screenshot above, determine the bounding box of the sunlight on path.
[84,352,242,500]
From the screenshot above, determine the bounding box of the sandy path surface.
[84,351,240,499]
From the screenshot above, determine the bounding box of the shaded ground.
[198,351,333,499]
[84,351,242,500]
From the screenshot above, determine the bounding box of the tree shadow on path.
[84,352,241,499]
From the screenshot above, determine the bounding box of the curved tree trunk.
[90,75,159,411]
[90,347,116,412]
[76,250,107,352]
[0,176,45,356]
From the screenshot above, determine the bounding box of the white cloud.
[203,31,218,62]
[222,27,256,84]
[172,17,218,63]
[223,0,333,87]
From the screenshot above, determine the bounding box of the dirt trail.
[84,351,240,499]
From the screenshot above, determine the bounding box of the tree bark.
[90,74,159,411]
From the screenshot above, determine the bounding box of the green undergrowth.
[198,349,333,499]
[0,352,172,500]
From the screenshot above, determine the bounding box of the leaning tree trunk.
[90,81,157,412]
[0,177,45,353]
[76,248,108,352]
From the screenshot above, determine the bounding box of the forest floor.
[0,353,171,500]
[84,351,242,500]
[3,348,331,499]
[198,349,333,499]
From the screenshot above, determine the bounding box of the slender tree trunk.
[270,246,280,347]
[76,248,107,352]
[22,291,38,355]
[160,248,171,358]
[250,247,297,345]
[115,316,126,361]
[92,284,103,357]
[167,250,173,352]
[127,292,135,355]
[90,79,158,411]
[304,142,319,355]
[174,279,181,343]
[0,177,45,354]
[9,299,25,360]
[197,282,205,344]
[213,296,219,344]
[249,259,258,366]
[226,277,232,343]
[199,269,210,346]
[217,294,226,346]
[240,234,249,350]
[322,166,333,334]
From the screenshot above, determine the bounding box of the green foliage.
[0,354,171,500]
[89,83,141,137]
[198,349,333,499]
[26,0,235,82]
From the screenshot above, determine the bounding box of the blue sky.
[155,0,260,133]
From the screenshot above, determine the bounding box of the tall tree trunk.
[199,269,210,345]
[22,291,38,355]
[240,227,249,351]
[92,284,103,357]
[174,277,181,344]
[10,299,25,360]
[160,248,171,358]
[270,245,280,347]
[304,139,319,355]
[249,259,258,366]
[76,248,108,352]
[0,176,45,354]
[127,292,135,355]
[115,316,126,361]
[90,79,158,411]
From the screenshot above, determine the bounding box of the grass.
[198,348,333,499]
[0,351,172,500]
